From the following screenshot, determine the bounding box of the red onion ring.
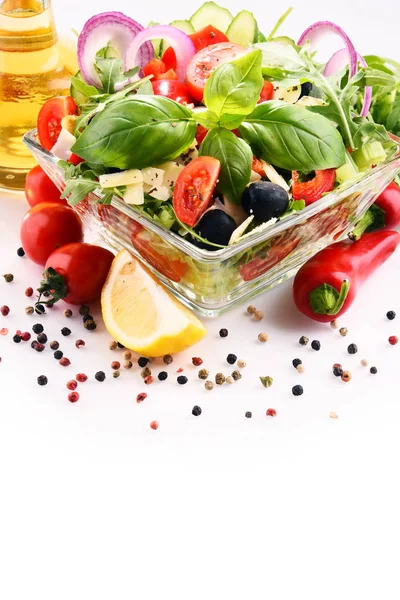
[324,48,372,117]
[125,25,196,82]
[78,12,153,88]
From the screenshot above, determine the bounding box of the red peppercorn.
[192,357,203,366]
[59,357,71,367]
[144,375,154,385]
[68,392,79,403]
[66,380,78,391]
[1,305,10,316]
[333,363,342,369]
[75,339,86,349]
[16,330,22,336]
[136,392,147,403]
[76,373,88,383]
[177,368,184,373]
[25,287,33,297]
[150,420,159,430]
[0,328,8,336]
[21,332,31,342]
[111,361,121,370]
[266,408,277,417]
[389,335,398,346]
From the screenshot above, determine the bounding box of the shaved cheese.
[141,167,165,187]
[250,170,262,182]
[51,128,76,161]
[228,216,255,245]
[272,84,301,104]
[124,182,144,205]
[233,218,277,243]
[99,169,143,188]
[157,161,185,188]
[61,115,77,135]
[145,185,170,201]
[296,96,327,107]
[260,160,290,192]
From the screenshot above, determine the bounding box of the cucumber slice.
[190,2,233,33]
[226,10,258,47]
[147,21,163,58]
[170,19,195,34]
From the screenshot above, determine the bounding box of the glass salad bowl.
[24,129,400,317]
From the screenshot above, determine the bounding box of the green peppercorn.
[3,273,14,283]
[198,368,209,380]
[215,373,226,385]
[231,370,242,381]
[260,376,273,388]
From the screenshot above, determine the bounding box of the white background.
[1,1,400,598]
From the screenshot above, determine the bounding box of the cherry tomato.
[173,156,220,227]
[162,46,177,71]
[291,169,336,205]
[258,80,274,103]
[68,153,85,166]
[45,243,114,305]
[25,165,66,207]
[162,26,229,72]
[240,236,300,281]
[37,96,77,151]
[196,124,209,146]
[186,42,247,102]
[151,79,193,105]
[143,58,167,79]
[20,203,83,266]
[156,68,178,80]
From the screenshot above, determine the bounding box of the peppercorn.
[237,359,246,369]
[192,357,203,366]
[245,411,252,418]
[109,340,118,350]
[59,357,71,367]
[111,361,120,370]
[330,320,339,329]
[25,306,34,315]
[329,412,339,419]
[176,367,184,373]
[117,342,124,349]
[150,421,159,430]
[247,305,256,315]
[3,273,14,283]
[136,393,147,403]
[341,370,351,382]
[311,340,321,351]
[50,341,59,351]
[63,309,72,318]
[95,371,105,382]
[79,305,90,316]
[123,351,132,361]
[68,392,79,403]
[112,370,120,379]
[198,368,209,380]
[76,373,88,383]
[389,335,398,346]
[66,380,77,391]
[333,366,343,377]
[299,335,309,346]
[292,385,304,396]
[215,373,226,385]
[82,314,93,323]
[258,332,269,343]
[254,310,264,321]
[1,305,10,316]
[54,350,63,360]
[84,320,97,331]
[32,323,44,334]
[205,381,214,391]
[226,376,234,384]
[296,364,305,373]
[361,359,369,367]
[231,370,242,381]
[266,408,277,417]
[192,405,202,416]
[21,332,31,342]
[158,371,168,381]
[17,247,25,257]
[163,354,173,365]
[74,340,85,350]
[144,375,154,385]
[260,376,273,388]
[292,358,302,368]
[177,375,188,385]
[25,287,33,297]
[387,311,396,321]
[0,328,8,336]
[227,353,237,365]
[138,357,149,368]
[13,334,21,343]
[370,366,378,374]
[347,343,358,354]
[35,304,45,315]
[37,375,48,386]
[219,328,228,338]
[124,361,133,370]
[339,327,348,337]
[141,366,151,378]
[61,327,71,337]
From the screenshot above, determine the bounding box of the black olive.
[241,182,289,222]
[192,210,236,250]
[299,82,313,98]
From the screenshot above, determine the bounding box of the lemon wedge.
[101,250,207,357]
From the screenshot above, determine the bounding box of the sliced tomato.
[152,79,193,105]
[143,58,167,79]
[240,236,300,282]
[37,96,77,151]
[162,46,177,71]
[195,124,209,146]
[291,169,336,205]
[258,80,274,103]
[251,157,266,177]
[173,156,220,227]
[155,68,178,80]
[190,25,229,51]
[186,42,247,102]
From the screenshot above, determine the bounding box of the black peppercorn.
[35,304,45,315]
[117,342,124,349]
[163,354,173,365]
[227,353,237,365]
[3,273,14,283]
[192,405,202,416]
[292,385,304,396]
[386,311,396,320]
[245,411,252,419]
[53,350,63,360]
[138,357,149,368]
[158,371,168,381]
[95,371,106,382]
[177,375,188,385]
[82,314,94,323]
[370,366,378,374]
[292,358,302,368]
[79,305,90,316]
[37,375,48,386]
[37,332,47,344]
[32,323,44,334]
[50,341,59,350]
[17,247,25,257]
[13,334,22,343]
[333,366,343,377]
[84,320,97,331]
[347,343,358,354]
[219,328,228,338]
[299,336,309,346]
[61,327,71,337]
[311,340,321,351]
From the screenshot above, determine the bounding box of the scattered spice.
[95,371,106,382]
[124,361,133,370]
[111,361,120,370]
[247,305,256,315]
[54,350,63,360]
[84,320,97,331]
[37,375,48,386]
[75,339,85,349]
[296,364,305,373]
[76,373,88,383]
[34,343,45,352]
[25,287,33,297]
[176,367,184,373]
[253,310,264,321]
[138,357,149,368]
[311,340,321,351]
[245,411,252,418]
[205,381,214,391]
[136,392,146,403]
[150,421,159,430]
[226,376,234,384]
[59,357,71,367]
[79,305,90,316]
[25,306,34,315]
[386,310,396,320]
[330,320,339,329]
[389,335,398,346]
[219,328,228,338]
[198,368,209,380]
[141,366,151,378]
[13,334,21,343]
[35,304,45,315]
[333,366,343,377]
[192,357,203,366]
[64,309,73,318]
[258,332,269,343]
[113,370,120,379]
[347,343,358,354]
[68,392,79,403]
[370,366,378,374]
[37,332,47,344]
[109,340,118,350]
[66,380,77,391]
[144,375,154,385]
[292,358,302,368]
[123,351,132,361]
[215,373,226,385]
[231,370,242,381]
[266,408,277,417]
[299,335,309,346]
[339,327,348,337]
[237,359,246,369]
[50,341,59,351]
[260,376,273,388]
[17,247,25,257]
[177,375,188,385]
[32,323,44,334]
[21,332,31,342]
[158,371,168,381]
[192,405,202,416]
[361,359,369,367]
[117,342,124,349]
[0,328,8,336]
[163,354,173,365]
[292,385,304,396]
[3,273,14,283]
[341,370,352,382]
[329,411,339,419]
[227,353,237,365]
[1,305,10,316]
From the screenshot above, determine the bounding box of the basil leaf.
[219,113,246,129]
[195,110,220,129]
[255,41,309,80]
[199,127,252,204]
[239,100,346,171]
[204,49,263,116]
[135,78,154,95]
[72,95,196,170]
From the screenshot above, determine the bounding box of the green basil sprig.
[199,127,252,204]
[72,95,196,170]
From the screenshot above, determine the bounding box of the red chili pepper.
[350,181,400,240]
[291,169,336,205]
[293,230,400,322]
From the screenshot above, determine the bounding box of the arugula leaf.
[239,100,346,171]
[61,177,98,206]
[199,127,252,204]
[265,7,294,41]
[204,50,263,117]
[70,74,99,99]
[72,95,196,170]
[254,41,308,81]
[95,56,124,94]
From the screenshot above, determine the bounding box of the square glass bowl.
[24,129,400,317]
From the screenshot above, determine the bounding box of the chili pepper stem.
[309,280,351,316]
[349,205,385,241]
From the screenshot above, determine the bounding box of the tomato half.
[162,26,229,75]
[291,169,336,205]
[258,80,274,103]
[162,46,177,71]
[25,165,66,207]
[45,243,114,305]
[20,203,83,265]
[173,156,220,227]
[251,157,266,178]
[37,96,77,151]
[186,42,247,102]
[143,58,167,79]
[195,124,209,146]
[152,79,193,105]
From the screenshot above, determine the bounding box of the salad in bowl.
[24,3,400,315]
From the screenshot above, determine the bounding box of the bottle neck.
[0,1,57,51]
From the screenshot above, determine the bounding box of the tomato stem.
[36,267,68,308]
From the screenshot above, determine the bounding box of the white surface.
[2,1,400,597]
